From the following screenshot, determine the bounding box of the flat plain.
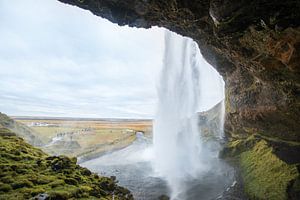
[15,117,152,160]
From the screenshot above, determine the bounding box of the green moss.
[48,179,65,188]
[21,187,46,196]
[220,134,258,158]
[0,183,12,192]
[0,127,16,137]
[48,189,72,199]
[11,180,34,189]
[64,177,79,186]
[0,128,133,200]
[240,140,299,200]
[221,134,300,199]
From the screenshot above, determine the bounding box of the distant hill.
[0,112,44,146]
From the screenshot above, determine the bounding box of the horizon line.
[10,115,154,121]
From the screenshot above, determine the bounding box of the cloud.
[0,0,164,118]
[0,0,224,119]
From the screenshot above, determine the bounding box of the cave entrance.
[0,0,229,199]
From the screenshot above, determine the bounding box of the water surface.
[81,134,235,200]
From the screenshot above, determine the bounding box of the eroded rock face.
[58,0,300,141]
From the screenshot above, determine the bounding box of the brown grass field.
[15,118,152,160]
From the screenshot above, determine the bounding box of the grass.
[0,128,133,200]
[15,119,152,158]
[221,134,300,199]
[77,133,136,162]
[17,119,152,134]
[31,126,82,143]
[240,140,299,200]
[0,113,44,146]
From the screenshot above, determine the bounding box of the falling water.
[219,75,226,139]
[82,30,233,200]
[153,31,207,199]
[219,99,225,139]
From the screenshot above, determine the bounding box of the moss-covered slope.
[0,127,133,200]
[0,112,44,146]
[241,140,299,200]
[221,135,300,200]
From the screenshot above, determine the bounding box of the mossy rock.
[221,134,300,200]
[0,132,133,199]
[219,134,259,158]
[240,140,299,200]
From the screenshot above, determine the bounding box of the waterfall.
[153,31,206,199]
[81,30,230,200]
[153,30,226,199]
[219,99,225,139]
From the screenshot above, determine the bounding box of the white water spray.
[153,31,206,199]
[219,99,225,139]
[153,30,226,199]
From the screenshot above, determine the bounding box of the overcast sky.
[0,0,224,119]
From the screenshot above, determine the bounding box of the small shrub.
[81,167,92,176]
[11,180,33,189]
[1,176,14,183]
[0,184,12,192]
[48,180,65,188]
[64,178,78,186]
[48,190,71,200]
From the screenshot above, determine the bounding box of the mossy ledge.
[221,135,300,200]
[0,127,133,200]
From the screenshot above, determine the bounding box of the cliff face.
[58,0,300,142]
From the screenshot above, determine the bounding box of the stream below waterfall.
[81,133,235,200]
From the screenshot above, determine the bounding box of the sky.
[0,0,224,119]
